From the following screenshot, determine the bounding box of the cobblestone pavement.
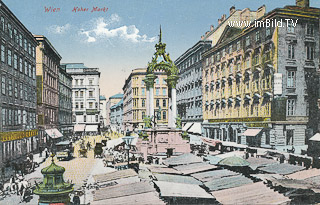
[0,135,116,205]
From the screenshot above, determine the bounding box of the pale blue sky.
[3,0,319,98]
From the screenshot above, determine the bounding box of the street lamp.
[122,131,135,169]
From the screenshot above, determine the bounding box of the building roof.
[154,181,214,199]
[173,162,217,175]
[110,99,123,110]
[148,166,182,175]
[61,63,88,69]
[109,93,124,99]
[246,157,278,170]
[204,175,253,191]
[258,163,305,175]
[163,153,203,166]
[191,169,239,183]
[93,181,159,202]
[100,95,106,100]
[93,169,137,184]
[203,155,223,165]
[212,182,291,204]
[34,35,62,60]
[154,174,202,185]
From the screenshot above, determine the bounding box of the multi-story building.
[0,1,38,166]
[106,93,123,132]
[35,35,61,146]
[202,0,319,152]
[110,99,123,133]
[99,95,107,130]
[175,40,211,126]
[64,63,101,135]
[123,68,169,131]
[58,65,73,137]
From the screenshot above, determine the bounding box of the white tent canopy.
[182,123,194,132]
[188,123,202,135]
[310,133,320,141]
[45,128,63,139]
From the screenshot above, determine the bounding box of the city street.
[0,135,116,204]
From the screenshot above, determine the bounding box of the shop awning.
[241,129,262,137]
[74,124,86,132]
[201,137,221,147]
[189,134,202,145]
[45,128,63,139]
[85,125,98,132]
[188,123,202,135]
[309,133,320,141]
[182,123,194,132]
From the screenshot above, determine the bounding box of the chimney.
[230,6,236,15]
[296,0,309,7]
[210,25,214,31]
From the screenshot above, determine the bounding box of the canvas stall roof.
[212,182,291,204]
[173,162,217,175]
[93,169,137,183]
[92,191,165,205]
[191,169,239,183]
[188,122,202,135]
[246,157,278,170]
[214,151,244,159]
[204,155,222,165]
[182,122,193,132]
[163,153,203,166]
[287,168,320,180]
[304,175,320,186]
[55,140,71,146]
[269,178,320,193]
[154,174,202,185]
[250,174,287,182]
[204,175,253,191]
[221,141,248,149]
[45,128,63,138]
[154,181,214,199]
[241,128,262,136]
[189,134,202,145]
[93,181,158,202]
[106,138,124,149]
[201,137,221,147]
[258,163,305,175]
[218,156,250,167]
[148,165,182,174]
[309,133,320,141]
[85,125,98,132]
[74,124,86,132]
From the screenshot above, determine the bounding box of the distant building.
[63,63,101,135]
[58,65,73,137]
[122,68,169,131]
[0,1,38,167]
[106,93,123,131]
[34,35,61,147]
[202,0,320,151]
[110,99,123,133]
[99,95,107,130]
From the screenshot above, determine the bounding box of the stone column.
[146,89,150,116]
[167,75,179,128]
[144,74,156,119]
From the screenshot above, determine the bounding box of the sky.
[2,0,320,98]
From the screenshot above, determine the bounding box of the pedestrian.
[86,142,91,150]
[44,147,49,158]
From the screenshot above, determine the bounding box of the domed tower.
[33,154,73,204]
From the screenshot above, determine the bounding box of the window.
[306,24,314,36]
[84,115,86,122]
[162,88,167,95]
[24,39,27,51]
[155,78,159,84]
[142,99,145,107]
[7,49,11,66]
[80,79,83,85]
[163,78,166,84]
[162,111,166,120]
[8,78,12,96]
[75,79,79,85]
[80,91,84,97]
[1,76,5,95]
[156,99,160,107]
[89,102,93,108]
[255,31,260,41]
[75,91,79,97]
[163,99,166,107]
[156,88,160,96]
[19,83,23,99]
[236,41,240,50]
[13,54,17,69]
[75,102,79,109]
[89,79,93,85]
[89,91,93,97]
[287,99,295,116]
[288,44,294,59]
[142,112,145,119]
[245,36,250,46]
[142,88,145,96]
[266,27,271,36]
[287,21,295,33]
[1,44,5,62]
[19,34,22,47]
[0,17,4,31]
[287,70,296,88]
[8,23,12,38]
[14,81,18,98]
[24,61,28,75]
[306,45,314,60]
[80,102,84,109]
[28,64,31,77]
[19,58,22,72]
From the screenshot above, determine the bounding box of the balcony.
[86,109,99,114]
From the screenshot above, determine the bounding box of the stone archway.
[143,26,179,128]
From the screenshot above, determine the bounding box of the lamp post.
[153,106,162,127]
[122,131,135,169]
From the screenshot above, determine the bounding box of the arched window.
[142,99,145,107]
[162,111,166,120]
[156,99,160,107]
